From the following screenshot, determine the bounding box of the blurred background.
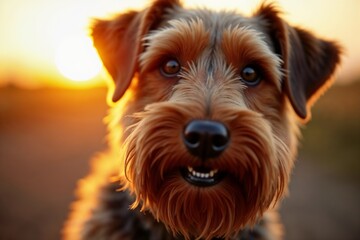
[0,0,359,239]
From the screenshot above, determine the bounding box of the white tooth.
[188,168,219,179]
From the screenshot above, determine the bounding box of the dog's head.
[92,0,341,239]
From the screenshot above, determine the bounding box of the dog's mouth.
[181,166,225,187]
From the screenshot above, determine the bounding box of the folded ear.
[91,0,181,102]
[254,4,341,120]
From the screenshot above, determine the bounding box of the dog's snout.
[183,120,229,159]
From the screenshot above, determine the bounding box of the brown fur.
[63,1,341,239]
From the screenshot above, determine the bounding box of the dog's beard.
[123,101,290,239]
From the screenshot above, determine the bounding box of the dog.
[63,0,341,239]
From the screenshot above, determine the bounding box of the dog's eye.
[160,59,181,77]
[240,66,261,86]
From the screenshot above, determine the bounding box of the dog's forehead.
[142,8,277,64]
[162,8,271,46]
[173,9,259,31]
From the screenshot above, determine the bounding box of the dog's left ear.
[92,0,181,102]
[254,4,341,120]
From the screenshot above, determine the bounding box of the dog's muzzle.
[181,120,229,187]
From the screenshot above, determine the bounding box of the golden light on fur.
[63,1,341,239]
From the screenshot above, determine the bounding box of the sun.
[55,35,102,82]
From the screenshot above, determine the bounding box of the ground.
[0,86,359,240]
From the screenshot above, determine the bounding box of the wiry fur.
[63,1,341,239]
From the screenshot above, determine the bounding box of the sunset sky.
[0,0,359,88]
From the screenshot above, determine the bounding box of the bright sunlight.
[55,35,102,82]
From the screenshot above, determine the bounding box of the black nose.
[183,120,229,159]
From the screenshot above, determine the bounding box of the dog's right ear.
[92,0,181,102]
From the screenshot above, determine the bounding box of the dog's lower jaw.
[128,182,284,240]
[129,176,282,240]
[64,168,283,240]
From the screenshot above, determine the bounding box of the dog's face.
[92,0,341,239]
